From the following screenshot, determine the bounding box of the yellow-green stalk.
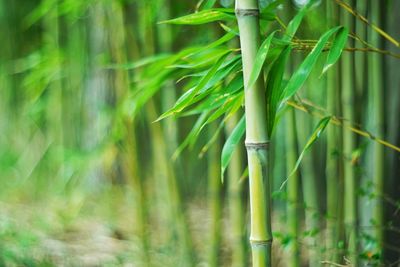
[235,0,272,265]
[368,0,384,259]
[286,108,300,267]
[226,113,247,267]
[207,122,223,267]
[341,0,358,264]
[326,0,344,262]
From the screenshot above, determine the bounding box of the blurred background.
[0,0,400,266]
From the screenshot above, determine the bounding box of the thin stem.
[333,0,400,47]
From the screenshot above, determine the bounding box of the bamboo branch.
[286,100,400,153]
[333,0,400,47]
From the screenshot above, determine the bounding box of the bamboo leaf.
[266,45,291,136]
[197,0,217,10]
[247,32,276,89]
[157,52,230,121]
[280,116,331,189]
[160,9,235,25]
[221,115,245,182]
[283,2,310,42]
[172,111,210,160]
[322,26,348,75]
[283,26,342,101]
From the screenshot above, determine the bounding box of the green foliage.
[283,26,346,101]
[322,26,349,74]
[280,116,331,189]
[221,115,245,181]
[160,8,235,25]
[247,31,276,90]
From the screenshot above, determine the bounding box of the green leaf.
[262,0,284,13]
[105,54,171,70]
[259,11,275,21]
[197,0,217,10]
[266,45,291,136]
[160,9,235,25]
[157,52,230,121]
[283,26,342,101]
[221,115,245,182]
[247,32,276,89]
[322,27,348,75]
[280,116,331,189]
[283,3,309,42]
[172,111,211,160]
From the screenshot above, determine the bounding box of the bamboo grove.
[0,0,400,266]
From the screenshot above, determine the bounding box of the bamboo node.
[250,238,273,246]
[235,8,259,17]
[245,141,270,150]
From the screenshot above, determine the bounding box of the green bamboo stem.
[148,101,195,266]
[341,1,358,264]
[368,0,384,259]
[226,113,247,267]
[43,1,64,192]
[235,0,272,265]
[326,0,344,262]
[207,122,223,267]
[286,108,300,267]
[139,2,194,264]
[296,117,321,267]
[105,2,151,264]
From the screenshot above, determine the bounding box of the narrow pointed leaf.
[283,26,342,101]
[322,26,348,74]
[221,115,245,182]
[160,9,235,25]
[157,52,230,121]
[172,111,210,160]
[283,2,310,42]
[280,116,331,189]
[266,45,291,136]
[247,32,276,89]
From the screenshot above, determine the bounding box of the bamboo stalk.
[326,0,344,263]
[106,2,151,264]
[207,122,223,267]
[368,0,384,260]
[139,1,195,264]
[341,0,358,264]
[226,113,247,267]
[286,108,300,267]
[235,0,272,265]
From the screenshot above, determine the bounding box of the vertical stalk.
[140,1,195,265]
[207,122,222,267]
[326,0,344,262]
[341,0,358,264]
[105,2,150,264]
[43,0,64,191]
[226,113,247,267]
[235,0,272,265]
[286,108,300,267]
[368,0,384,259]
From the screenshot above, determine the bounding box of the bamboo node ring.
[250,239,273,246]
[245,141,270,150]
[235,8,259,17]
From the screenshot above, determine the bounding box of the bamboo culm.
[235,0,272,265]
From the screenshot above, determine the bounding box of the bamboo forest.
[1,0,400,266]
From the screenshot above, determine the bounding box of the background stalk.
[368,0,384,260]
[341,0,359,264]
[286,108,301,267]
[207,122,223,267]
[226,113,247,267]
[235,0,272,265]
[326,0,344,262]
